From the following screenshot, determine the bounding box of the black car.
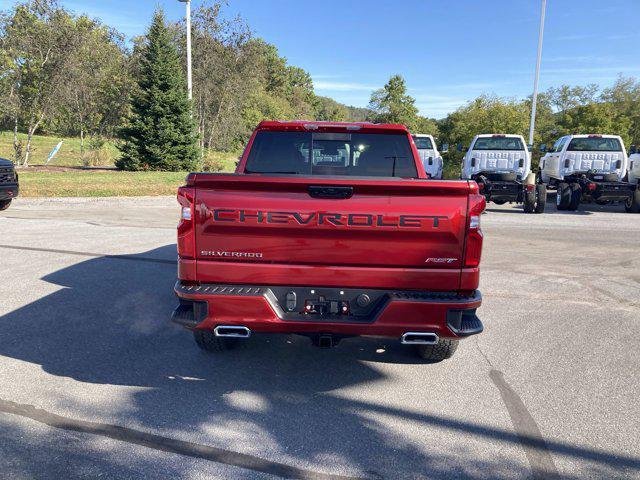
[0,158,19,210]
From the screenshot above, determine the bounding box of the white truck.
[540,134,639,212]
[627,146,640,212]
[461,134,546,213]
[412,134,443,179]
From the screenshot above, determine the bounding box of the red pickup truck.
[172,121,486,361]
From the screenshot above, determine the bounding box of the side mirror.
[441,143,449,153]
[630,145,637,154]
[457,144,467,153]
[539,144,547,153]
[527,144,533,152]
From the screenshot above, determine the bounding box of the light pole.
[528,0,546,148]
[178,0,193,101]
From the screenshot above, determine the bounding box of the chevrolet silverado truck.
[540,134,638,212]
[0,158,19,211]
[172,121,486,361]
[462,134,546,213]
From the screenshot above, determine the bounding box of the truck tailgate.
[192,175,472,291]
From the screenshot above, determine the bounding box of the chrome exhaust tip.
[214,325,251,338]
[401,332,439,345]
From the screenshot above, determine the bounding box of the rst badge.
[425,258,458,264]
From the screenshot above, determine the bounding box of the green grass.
[1,131,242,197]
[0,131,119,166]
[18,171,191,197]
[0,131,241,170]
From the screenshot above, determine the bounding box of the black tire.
[556,183,571,210]
[193,329,239,352]
[625,189,640,213]
[492,199,507,205]
[415,339,459,362]
[567,183,581,211]
[535,184,547,213]
[0,199,11,211]
[523,188,536,213]
[595,199,611,206]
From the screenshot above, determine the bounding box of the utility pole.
[529,0,546,148]
[179,0,193,100]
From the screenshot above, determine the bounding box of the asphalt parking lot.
[0,197,639,480]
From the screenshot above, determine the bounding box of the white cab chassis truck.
[412,134,443,179]
[461,134,546,213]
[626,146,640,212]
[540,134,639,212]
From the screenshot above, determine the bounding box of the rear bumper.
[173,281,483,340]
[586,181,636,201]
[480,181,523,203]
[0,183,19,200]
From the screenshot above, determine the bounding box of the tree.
[117,9,199,171]
[600,76,640,145]
[314,96,348,121]
[367,75,419,128]
[1,0,73,165]
[52,17,130,157]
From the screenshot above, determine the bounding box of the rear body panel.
[192,175,474,292]
[462,135,530,180]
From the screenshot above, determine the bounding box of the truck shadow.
[0,245,637,479]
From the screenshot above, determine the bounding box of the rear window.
[413,136,433,149]
[567,137,622,152]
[472,137,524,151]
[245,131,418,178]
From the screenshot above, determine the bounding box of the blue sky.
[4,0,639,118]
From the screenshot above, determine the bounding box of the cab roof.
[565,134,622,139]
[256,120,410,134]
[475,133,524,138]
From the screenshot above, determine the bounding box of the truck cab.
[412,134,442,179]
[0,158,19,211]
[461,134,545,213]
[540,134,638,212]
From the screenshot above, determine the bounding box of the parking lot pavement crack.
[472,339,560,479]
[0,398,368,480]
[488,370,560,480]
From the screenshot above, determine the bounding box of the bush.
[203,150,241,173]
[83,137,114,167]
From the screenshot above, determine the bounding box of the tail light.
[616,160,622,169]
[587,183,597,191]
[526,184,535,192]
[471,158,477,167]
[463,194,486,268]
[564,159,571,168]
[177,185,196,258]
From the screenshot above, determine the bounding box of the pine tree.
[117,9,199,171]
